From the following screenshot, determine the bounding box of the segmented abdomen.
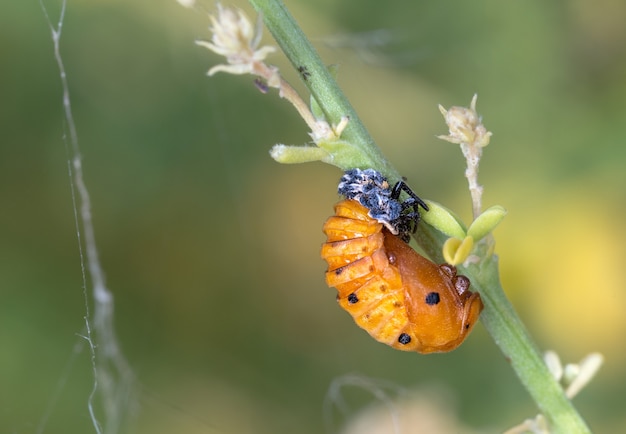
[321,199,418,351]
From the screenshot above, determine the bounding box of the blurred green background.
[2,0,625,433]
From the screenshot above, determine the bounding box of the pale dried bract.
[196,3,276,78]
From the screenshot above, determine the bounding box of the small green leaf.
[467,205,507,241]
[421,200,467,239]
[269,144,329,164]
[443,236,474,265]
[316,139,378,170]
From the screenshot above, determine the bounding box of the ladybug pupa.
[321,169,483,353]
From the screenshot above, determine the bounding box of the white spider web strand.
[35,335,86,434]
[39,1,136,433]
[323,374,405,434]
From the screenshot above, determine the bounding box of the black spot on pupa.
[398,333,411,345]
[425,292,440,305]
[348,293,359,304]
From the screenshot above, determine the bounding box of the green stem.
[248,0,591,432]
[248,0,398,181]
[464,245,591,433]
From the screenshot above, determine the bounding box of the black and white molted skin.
[337,168,429,242]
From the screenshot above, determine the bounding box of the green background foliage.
[2,0,625,432]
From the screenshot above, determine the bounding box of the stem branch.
[249,0,398,180]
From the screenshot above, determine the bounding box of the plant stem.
[248,0,591,431]
[464,246,591,433]
[248,0,398,181]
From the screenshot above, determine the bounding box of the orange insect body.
[321,199,483,353]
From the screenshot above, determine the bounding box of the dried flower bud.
[196,4,276,78]
[438,94,492,148]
